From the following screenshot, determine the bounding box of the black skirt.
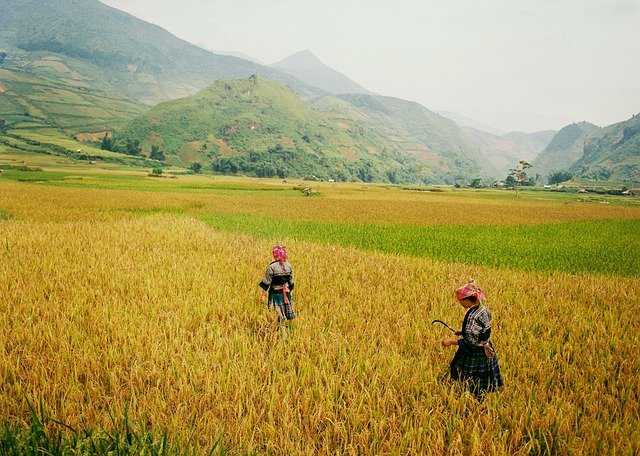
[450,341,503,397]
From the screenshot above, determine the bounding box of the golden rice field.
[0,174,639,454]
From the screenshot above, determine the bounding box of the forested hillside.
[571,114,640,181]
[531,122,601,179]
[116,77,497,183]
[0,0,323,104]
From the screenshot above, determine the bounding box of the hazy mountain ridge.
[271,50,373,96]
[0,0,325,105]
[570,114,640,181]
[531,122,602,178]
[330,93,499,179]
[462,127,556,176]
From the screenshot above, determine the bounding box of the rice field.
[0,173,639,454]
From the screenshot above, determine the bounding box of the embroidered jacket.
[259,260,294,292]
[458,305,492,351]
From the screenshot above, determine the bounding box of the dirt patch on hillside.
[179,141,204,162]
[0,85,5,93]
[76,131,112,142]
[340,148,358,160]
[216,139,236,156]
[281,137,295,147]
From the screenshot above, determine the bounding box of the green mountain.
[271,50,373,95]
[531,122,601,179]
[0,0,500,183]
[462,127,556,176]
[570,114,640,182]
[326,93,499,180]
[0,0,323,105]
[116,77,496,183]
[0,67,144,133]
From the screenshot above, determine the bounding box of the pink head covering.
[272,244,287,266]
[455,279,486,303]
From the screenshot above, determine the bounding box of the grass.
[0,172,639,454]
[1,214,638,454]
[1,400,228,455]
[200,214,640,276]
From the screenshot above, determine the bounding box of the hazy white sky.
[100,0,640,131]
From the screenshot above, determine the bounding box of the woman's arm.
[441,338,459,348]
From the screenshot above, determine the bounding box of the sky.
[99,0,640,132]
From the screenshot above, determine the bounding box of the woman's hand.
[441,338,458,348]
[454,330,462,336]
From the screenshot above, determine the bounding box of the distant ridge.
[531,122,601,178]
[0,0,324,105]
[462,127,556,175]
[271,50,373,95]
[571,114,640,182]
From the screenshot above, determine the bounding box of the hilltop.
[116,77,496,183]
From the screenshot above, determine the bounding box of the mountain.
[271,50,373,96]
[570,114,640,182]
[0,0,324,105]
[323,93,499,181]
[0,67,144,133]
[531,122,602,179]
[462,127,556,176]
[117,76,496,183]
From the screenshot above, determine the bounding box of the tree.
[100,134,114,151]
[547,170,573,185]
[190,162,202,173]
[508,160,531,196]
[150,145,165,161]
[125,139,141,156]
[469,178,482,188]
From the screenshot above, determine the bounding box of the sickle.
[431,319,456,333]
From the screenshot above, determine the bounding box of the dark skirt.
[268,290,295,320]
[450,342,503,397]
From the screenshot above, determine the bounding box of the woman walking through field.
[441,279,503,399]
[259,245,296,322]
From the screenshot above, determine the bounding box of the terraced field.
[0,172,639,454]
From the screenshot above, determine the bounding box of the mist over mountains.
[0,0,636,183]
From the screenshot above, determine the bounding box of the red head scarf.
[455,279,486,303]
[272,244,287,267]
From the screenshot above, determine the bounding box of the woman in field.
[441,280,503,399]
[259,245,296,321]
